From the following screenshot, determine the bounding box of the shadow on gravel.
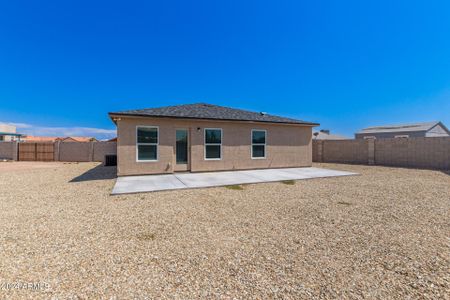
[441,170,450,176]
[70,165,117,182]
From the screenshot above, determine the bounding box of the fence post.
[368,139,375,165]
[12,141,18,161]
[54,141,60,161]
[89,142,94,162]
[317,140,324,162]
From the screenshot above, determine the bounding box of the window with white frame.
[204,128,222,160]
[252,129,266,158]
[136,126,158,161]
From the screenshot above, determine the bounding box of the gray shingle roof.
[109,103,318,125]
[356,121,441,134]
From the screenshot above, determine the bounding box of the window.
[252,130,266,159]
[136,126,158,161]
[394,135,409,138]
[204,128,222,160]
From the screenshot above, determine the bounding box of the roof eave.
[108,112,319,126]
[0,132,23,136]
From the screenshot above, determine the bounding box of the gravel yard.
[0,162,449,299]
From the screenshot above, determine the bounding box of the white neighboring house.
[0,123,23,142]
[355,121,450,139]
[313,129,350,140]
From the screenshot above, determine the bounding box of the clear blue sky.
[1,0,449,139]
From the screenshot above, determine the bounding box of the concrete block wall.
[58,142,92,162]
[313,137,450,170]
[375,137,450,169]
[0,141,117,163]
[93,142,117,163]
[312,140,321,162]
[0,142,17,160]
[315,139,369,164]
[57,141,117,162]
[368,139,375,165]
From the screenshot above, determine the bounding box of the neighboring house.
[23,136,98,142]
[313,129,349,140]
[109,103,319,176]
[22,136,62,142]
[0,123,23,142]
[355,121,450,139]
[61,137,98,142]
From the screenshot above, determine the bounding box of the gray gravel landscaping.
[0,162,449,299]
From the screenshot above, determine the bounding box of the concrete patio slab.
[238,168,311,181]
[112,174,186,194]
[176,170,260,188]
[112,167,357,195]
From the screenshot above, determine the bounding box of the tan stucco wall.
[114,116,313,176]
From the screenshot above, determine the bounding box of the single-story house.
[61,137,98,142]
[355,121,450,139]
[22,136,62,142]
[313,129,349,140]
[109,103,319,176]
[22,136,98,142]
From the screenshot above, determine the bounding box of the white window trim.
[136,125,159,162]
[394,135,409,138]
[251,129,267,159]
[363,136,376,140]
[204,128,222,160]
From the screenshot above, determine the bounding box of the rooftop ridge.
[357,121,442,134]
